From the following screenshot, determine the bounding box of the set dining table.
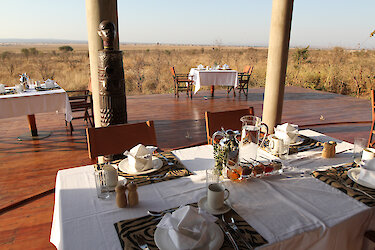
[0,84,72,139]
[50,129,375,249]
[189,68,238,96]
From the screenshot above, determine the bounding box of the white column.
[262,0,294,134]
[85,0,119,127]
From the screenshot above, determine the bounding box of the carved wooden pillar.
[98,20,127,126]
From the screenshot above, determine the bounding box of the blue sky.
[1,0,374,49]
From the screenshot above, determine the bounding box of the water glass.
[94,170,110,199]
[353,137,367,163]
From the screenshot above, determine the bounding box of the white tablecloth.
[50,130,375,250]
[189,68,238,94]
[0,86,72,122]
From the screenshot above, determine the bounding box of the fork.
[159,154,174,167]
[223,215,253,250]
[336,177,375,200]
[134,234,149,250]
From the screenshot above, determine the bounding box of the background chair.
[66,90,94,134]
[368,89,375,147]
[205,107,254,144]
[170,66,193,98]
[228,65,253,97]
[86,120,157,160]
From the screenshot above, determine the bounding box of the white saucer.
[154,222,224,250]
[347,168,375,189]
[198,196,231,215]
[118,156,163,175]
[289,137,304,146]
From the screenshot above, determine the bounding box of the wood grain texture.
[0,86,371,249]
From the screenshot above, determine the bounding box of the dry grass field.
[0,43,374,98]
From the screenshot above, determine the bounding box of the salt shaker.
[115,184,127,208]
[102,164,118,189]
[127,182,139,207]
[322,141,337,158]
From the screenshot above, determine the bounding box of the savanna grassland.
[0,43,374,98]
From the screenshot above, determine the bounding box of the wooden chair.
[368,90,375,147]
[170,66,193,98]
[86,121,157,160]
[205,107,255,144]
[227,66,253,97]
[66,90,94,134]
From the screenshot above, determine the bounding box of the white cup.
[361,148,375,161]
[268,134,289,157]
[207,183,229,210]
[15,84,23,93]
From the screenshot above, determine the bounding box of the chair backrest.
[243,65,254,74]
[205,107,255,144]
[86,121,157,159]
[67,90,91,112]
[170,66,176,78]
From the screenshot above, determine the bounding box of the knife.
[217,220,239,250]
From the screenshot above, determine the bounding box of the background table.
[0,86,72,139]
[50,130,375,250]
[189,68,238,96]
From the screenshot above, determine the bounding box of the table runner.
[114,203,268,250]
[95,151,193,187]
[312,164,375,207]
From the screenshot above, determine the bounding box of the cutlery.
[134,234,150,250]
[226,216,253,250]
[336,177,375,200]
[159,154,174,167]
[217,219,239,250]
[147,208,177,217]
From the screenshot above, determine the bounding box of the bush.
[59,46,74,52]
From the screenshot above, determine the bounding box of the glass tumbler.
[353,137,367,163]
[94,170,110,199]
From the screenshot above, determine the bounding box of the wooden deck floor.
[0,86,372,249]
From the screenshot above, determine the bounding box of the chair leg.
[69,121,74,135]
[368,121,375,147]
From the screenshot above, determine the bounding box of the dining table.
[0,84,72,140]
[50,129,375,249]
[189,68,238,97]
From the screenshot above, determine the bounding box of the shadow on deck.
[0,86,371,248]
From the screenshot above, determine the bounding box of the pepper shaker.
[115,183,127,208]
[127,182,139,207]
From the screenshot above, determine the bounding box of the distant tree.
[59,45,74,52]
[21,48,30,59]
[293,46,310,65]
[29,48,39,55]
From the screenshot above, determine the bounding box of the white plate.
[154,222,224,250]
[118,156,163,175]
[198,196,231,215]
[347,168,375,189]
[289,137,304,146]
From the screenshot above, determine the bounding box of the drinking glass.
[353,137,367,163]
[94,170,110,199]
[238,116,268,164]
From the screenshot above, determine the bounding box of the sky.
[0,0,374,49]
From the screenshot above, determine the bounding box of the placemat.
[312,164,375,207]
[0,90,16,95]
[114,203,268,250]
[35,86,61,91]
[95,151,193,187]
[263,134,322,155]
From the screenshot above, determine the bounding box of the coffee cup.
[268,134,289,156]
[361,148,375,162]
[207,183,229,210]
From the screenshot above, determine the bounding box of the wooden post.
[27,114,38,136]
[85,0,120,128]
[262,0,294,134]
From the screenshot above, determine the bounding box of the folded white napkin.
[197,64,204,70]
[275,123,299,144]
[222,64,229,69]
[124,144,154,172]
[157,206,217,250]
[45,79,55,89]
[0,84,5,93]
[359,159,375,184]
